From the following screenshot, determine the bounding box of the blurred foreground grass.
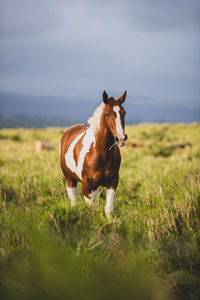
[0,123,200,300]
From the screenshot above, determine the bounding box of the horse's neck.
[95,125,115,154]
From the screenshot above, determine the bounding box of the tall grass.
[0,124,200,299]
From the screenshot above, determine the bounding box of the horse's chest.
[84,153,121,187]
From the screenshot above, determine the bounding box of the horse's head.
[103,90,127,147]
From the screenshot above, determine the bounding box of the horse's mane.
[87,103,105,133]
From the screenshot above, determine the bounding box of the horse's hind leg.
[66,178,77,206]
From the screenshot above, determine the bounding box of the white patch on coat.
[113,106,124,135]
[87,103,105,133]
[84,188,98,205]
[67,187,77,206]
[65,131,85,176]
[105,189,115,218]
[65,127,95,180]
[77,127,95,178]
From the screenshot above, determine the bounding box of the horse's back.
[61,124,87,149]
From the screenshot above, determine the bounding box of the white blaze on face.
[65,127,95,180]
[113,106,124,136]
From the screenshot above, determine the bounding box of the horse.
[60,90,127,217]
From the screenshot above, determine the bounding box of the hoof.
[105,209,113,219]
[86,200,92,206]
[84,197,93,206]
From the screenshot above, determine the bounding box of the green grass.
[0,124,200,299]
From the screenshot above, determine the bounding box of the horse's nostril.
[115,136,119,142]
[124,134,128,141]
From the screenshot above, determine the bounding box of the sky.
[0,0,200,121]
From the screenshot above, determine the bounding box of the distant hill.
[0,91,199,128]
[0,91,96,119]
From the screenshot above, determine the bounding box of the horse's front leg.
[105,175,119,218]
[82,179,98,205]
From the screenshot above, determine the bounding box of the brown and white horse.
[60,90,127,217]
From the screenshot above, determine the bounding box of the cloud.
[123,0,200,32]
[0,0,199,108]
[1,0,199,38]
[0,0,62,37]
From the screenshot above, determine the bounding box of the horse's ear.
[103,91,109,104]
[118,90,127,104]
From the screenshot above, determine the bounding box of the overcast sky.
[0,0,200,110]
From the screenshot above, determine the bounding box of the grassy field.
[0,124,200,300]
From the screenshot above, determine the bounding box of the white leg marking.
[65,127,95,180]
[84,188,98,205]
[67,187,77,206]
[113,106,124,135]
[105,189,115,217]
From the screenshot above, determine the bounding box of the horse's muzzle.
[115,134,128,147]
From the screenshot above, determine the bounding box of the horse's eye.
[105,112,110,117]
